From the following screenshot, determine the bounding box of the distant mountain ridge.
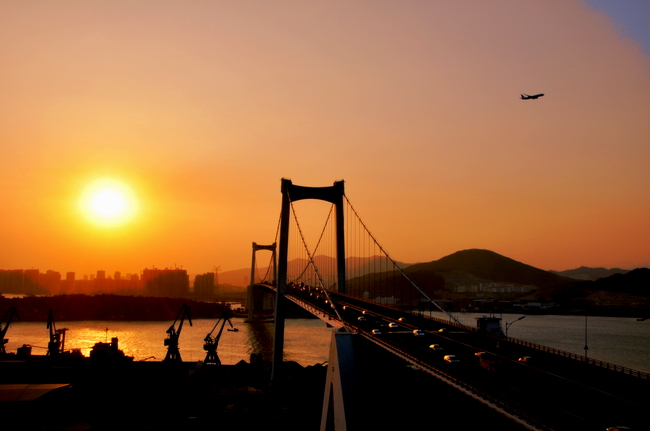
[549,266,630,281]
[215,248,649,315]
[218,248,642,292]
[218,255,410,287]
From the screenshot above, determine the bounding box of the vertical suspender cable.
[344,196,457,323]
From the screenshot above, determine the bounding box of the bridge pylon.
[246,242,277,322]
[273,178,347,385]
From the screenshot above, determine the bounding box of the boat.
[89,337,133,362]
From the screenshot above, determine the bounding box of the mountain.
[549,266,630,281]
[217,268,252,288]
[403,249,574,290]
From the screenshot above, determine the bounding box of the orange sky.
[1,1,649,278]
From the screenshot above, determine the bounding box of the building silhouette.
[194,272,216,299]
[142,268,189,298]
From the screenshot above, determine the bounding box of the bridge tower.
[246,242,277,321]
[273,178,347,383]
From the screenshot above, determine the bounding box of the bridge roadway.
[262,283,650,431]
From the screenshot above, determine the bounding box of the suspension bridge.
[245,179,648,431]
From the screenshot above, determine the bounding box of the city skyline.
[1,1,649,276]
[0,266,206,297]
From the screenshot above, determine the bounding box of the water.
[4,314,649,373]
[431,311,650,373]
[3,317,334,365]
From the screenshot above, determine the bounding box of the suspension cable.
[286,200,335,284]
[287,196,349,331]
[344,196,458,323]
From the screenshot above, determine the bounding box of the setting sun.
[79,179,139,227]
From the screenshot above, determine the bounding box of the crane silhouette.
[0,307,20,355]
[203,312,234,365]
[163,303,192,362]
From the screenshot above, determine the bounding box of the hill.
[395,249,649,316]
[536,268,650,316]
[403,249,574,290]
[589,268,650,296]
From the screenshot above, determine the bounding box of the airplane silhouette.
[521,93,544,100]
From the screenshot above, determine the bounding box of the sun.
[79,179,139,227]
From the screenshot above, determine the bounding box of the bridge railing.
[420,313,479,332]
[419,311,650,381]
[504,336,650,380]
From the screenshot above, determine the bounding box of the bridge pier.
[245,285,275,321]
[320,330,359,431]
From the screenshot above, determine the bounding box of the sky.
[1,1,649,279]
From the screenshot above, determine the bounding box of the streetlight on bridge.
[505,315,526,338]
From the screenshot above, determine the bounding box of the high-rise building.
[95,270,107,293]
[142,268,189,298]
[194,272,216,299]
[0,269,25,294]
[42,270,61,293]
[61,272,76,293]
[23,269,42,294]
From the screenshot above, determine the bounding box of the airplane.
[521,93,544,100]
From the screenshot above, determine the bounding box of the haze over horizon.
[2,1,649,277]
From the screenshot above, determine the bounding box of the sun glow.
[79,179,139,227]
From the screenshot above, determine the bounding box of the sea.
[4,312,650,373]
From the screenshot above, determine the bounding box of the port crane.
[46,309,68,356]
[0,307,20,355]
[163,303,192,363]
[203,313,234,365]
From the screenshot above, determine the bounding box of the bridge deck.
[258,283,650,431]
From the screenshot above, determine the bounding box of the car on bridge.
[475,351,500,372]
[388,323,399,329]
[429,344,444,351]
[413,329,425,336]
[444,355,460,364]
[371,329,382,336]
